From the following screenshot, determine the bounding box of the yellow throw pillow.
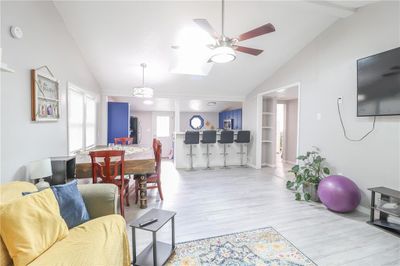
[0,188,69,266]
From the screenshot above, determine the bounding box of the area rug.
[166,227,316,266]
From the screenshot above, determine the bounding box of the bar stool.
[235,130,250,167]
[184,131,199,170]
[201,130,217,169]
[218,130,234,168]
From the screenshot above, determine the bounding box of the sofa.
[0,181,131,266]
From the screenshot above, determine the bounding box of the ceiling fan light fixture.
[210,46,236,63]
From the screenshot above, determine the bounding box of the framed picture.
[31,68,60,122]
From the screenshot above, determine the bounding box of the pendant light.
[133,63,154,98]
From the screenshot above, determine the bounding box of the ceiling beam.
[303,1,357,18]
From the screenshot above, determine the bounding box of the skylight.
[170,26,215,76]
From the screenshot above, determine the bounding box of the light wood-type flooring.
[125,160,400,266]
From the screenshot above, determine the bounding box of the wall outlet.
[338,97,343,104]
[316,113,322,120]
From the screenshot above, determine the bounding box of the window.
[68,89,84,152]
[68,85,97,153]
[85,97,96,147]
[190,115,204,130]
[156,116,170,137]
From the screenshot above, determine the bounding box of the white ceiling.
[110,96,242,112]
[54,1,376,99]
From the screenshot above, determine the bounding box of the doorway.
[153,112,174,158]
[256,83,300,169]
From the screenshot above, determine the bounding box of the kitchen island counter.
[173,131,248,169]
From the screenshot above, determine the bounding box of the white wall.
[244,1,400,207]
[134,111,153,146]
[1,1,101,182]
[179,112,219,131]
[283,99,298,164]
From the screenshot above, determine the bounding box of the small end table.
[368,187,400,236]
[50,156,76,185]
[130,209,176,266]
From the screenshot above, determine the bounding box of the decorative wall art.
[31,66,60,122]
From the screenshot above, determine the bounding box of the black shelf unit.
[368,187,400,236]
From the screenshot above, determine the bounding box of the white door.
[154,112,174,158]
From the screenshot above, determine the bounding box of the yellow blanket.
[28,214,130,266]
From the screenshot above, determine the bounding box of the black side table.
[50,156,76,185]
[130,208,176,266]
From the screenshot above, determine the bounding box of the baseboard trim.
[262,163,275,168]
[283,160,296,165]
[247,163,257,169]
[356,205,369,215]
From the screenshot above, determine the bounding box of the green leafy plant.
[286,149,330,201]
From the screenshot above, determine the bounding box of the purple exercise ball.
[318,175,361,213]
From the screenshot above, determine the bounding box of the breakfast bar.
[173,131,249,169]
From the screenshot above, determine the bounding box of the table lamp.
[28,158,52,190]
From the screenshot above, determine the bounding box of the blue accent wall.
[218,109,242,129]
[107,102,129,144]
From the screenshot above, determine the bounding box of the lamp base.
[36,178,50,191]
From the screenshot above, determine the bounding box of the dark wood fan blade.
[237,23,275,42]
[193,19,219,39]
[235,46,263,56]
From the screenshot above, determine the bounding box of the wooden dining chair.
[135,139,163,203]
[152,138,157,155]
[89,150,129,217]
[114,137,134,145]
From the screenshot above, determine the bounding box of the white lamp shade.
[28,158,52,180]
[210,46,236,63]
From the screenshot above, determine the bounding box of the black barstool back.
[184,131,200,144]
[201,130,217,169]
[235,130,251,166]
[236,130,250,143]
[218,130,234,168]
[184,131,199,170]
[201,130,217,144]
[218,130,234,144]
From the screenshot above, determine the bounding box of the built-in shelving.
[261,97,276,167]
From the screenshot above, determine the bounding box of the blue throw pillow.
[51,180,90,229]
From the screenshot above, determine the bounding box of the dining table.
[74,145,155,209]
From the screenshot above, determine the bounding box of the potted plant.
[286,149,330,201]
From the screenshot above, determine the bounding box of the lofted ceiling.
[54,1,376,99]
[263,85,299,101]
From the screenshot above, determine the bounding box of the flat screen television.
[357,47,400,117]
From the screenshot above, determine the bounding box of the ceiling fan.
[177,0,276,63]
